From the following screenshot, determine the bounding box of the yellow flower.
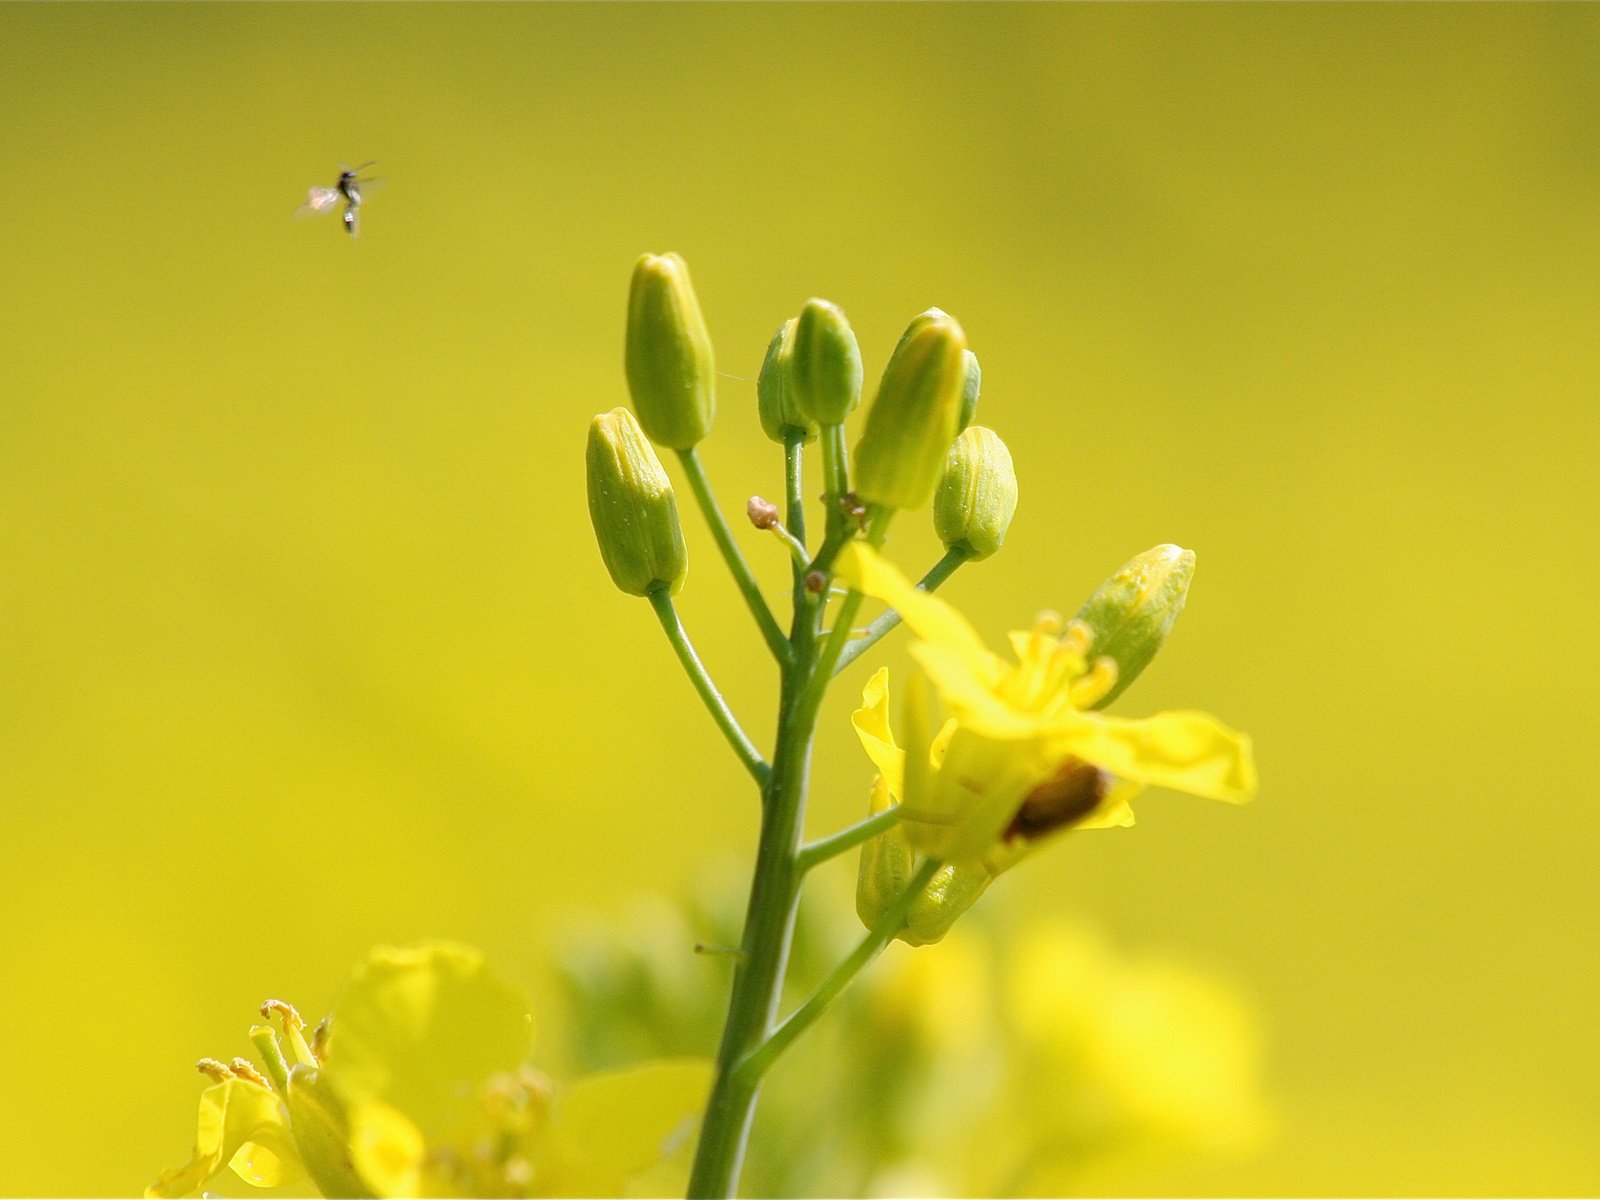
[839,542,1256,867]
[148,942,710,1199]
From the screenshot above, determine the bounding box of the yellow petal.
[324,942,533,1145]
[347,1100,425,1199]
[536,1059,713,1198]
[851,667,905,799]
[1056,710,1257,803]
[146,1079,295,1199]
[835,543,1001,686]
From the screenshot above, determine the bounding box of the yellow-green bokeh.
[2,3,1597,1194]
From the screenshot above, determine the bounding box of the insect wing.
[295,187,343,219]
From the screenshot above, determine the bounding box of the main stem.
[687,614,821,1198]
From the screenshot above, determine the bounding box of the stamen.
[259,998,304,1032]
[1034,609,1063,635]
[261,999,318,1067]
[1062,618,1094,658]
[195,1057,232,1083]
[229,1058,271,1089]
[310,1015,331,1064]
[1068,655,1118,709]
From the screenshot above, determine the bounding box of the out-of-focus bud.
[853,309,968,510]
[790,298,862,426]
[585,408,688,597]
[933,426,1017,561]
[1073,544,1196,708]
[957,350,981,432]
[756,319,817,444]
[624,253,715,449]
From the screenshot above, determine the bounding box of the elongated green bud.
[857,780,915,935]
[957,350,981,432]
[903,861,992,946]
[933,426,1017,561]
[757,319,817,444]
[790,298,862,426]
[853,309,968,510]
[1073,544,1195,708]
[586,408,688,597]
[857,779,993,946]
[624,253,715,449]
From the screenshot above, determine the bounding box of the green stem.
[831,545,970,676]
[783,433,807,558]
[648,589,770,787]
[677,447,791,664]
[796,805,903,875]
[687,608,822,1198]
[819,423,849,503]
[737,857,943,1084]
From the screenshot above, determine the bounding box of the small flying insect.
[296,162,380,238]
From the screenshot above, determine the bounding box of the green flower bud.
[903,861,992,947]
[1073,544,1196,708]
[586,408,688,597]
[957,350,981,432]
[857,779,992,947]
[790,298,862,426]
[757,319,817,444]
[933,426,1017,561]
[853,309,968,510]
[624,253,715,449]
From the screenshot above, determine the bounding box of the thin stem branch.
[736,857,943,1084]
[796,804,903,874]
[810,506,892,696]
[647,589,770,786]
[677,447,790,664]
[831,545,971,676]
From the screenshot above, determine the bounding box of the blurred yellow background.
[3,4,1597,1195]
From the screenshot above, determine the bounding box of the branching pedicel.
[589,253,1259,1199]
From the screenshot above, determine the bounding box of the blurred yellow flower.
[1003,920,1272,1175]
[148,942,710,1199]
[837,542,1257,866]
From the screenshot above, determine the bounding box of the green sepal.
[285,1066,374,1199]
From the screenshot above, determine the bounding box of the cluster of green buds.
[586,251,1021,607]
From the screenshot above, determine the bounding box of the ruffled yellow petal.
[536,1059,713,1198]
[146,1078,296,1198]
[851,667,905,799]
[1053,710,1257,804]
[836,543,1001,685]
